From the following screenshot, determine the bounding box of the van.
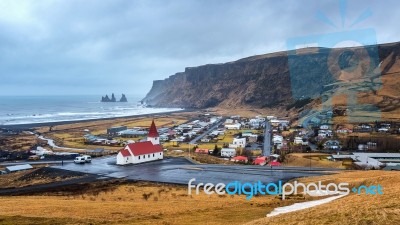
[74,156,86,164]
[82,155,92,163]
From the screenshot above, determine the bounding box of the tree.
[213,145,220,156]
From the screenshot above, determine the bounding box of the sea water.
[0,95,182,125]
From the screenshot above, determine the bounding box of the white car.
[82,155,92,163]
[74,156,86,164]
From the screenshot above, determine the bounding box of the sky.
[0,0,399,97]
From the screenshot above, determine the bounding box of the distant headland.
[101,93,128,102]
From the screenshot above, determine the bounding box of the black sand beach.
[0,109,192,130]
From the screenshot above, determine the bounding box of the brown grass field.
[282,153,345,169]
[246,170,400,225]
[0,181,308,225]
[0,170,399,225]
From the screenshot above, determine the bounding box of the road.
[52,156,339,185]
[263,121,272,156]
[0,160,73,166]
[300,110,320,151]
[189,119,224,144]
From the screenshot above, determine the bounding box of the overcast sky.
[0,0,398,97]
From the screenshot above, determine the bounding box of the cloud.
[0,0,398,96]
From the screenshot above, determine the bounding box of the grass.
[0,133,39,151]
[0,182,304,225]
[282,153,345,169]
[36,115,190,151]
[246,170,400,225]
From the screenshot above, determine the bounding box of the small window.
[148,154,150,158]
[139,156,141,159]
[153,154,155,157]
[144,155,146,159]
[160,153,162,155]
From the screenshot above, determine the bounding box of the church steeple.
[147,120,160,145]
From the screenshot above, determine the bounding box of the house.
[324,140,341,150]
[225,123,241,130]
[116,120,163,165]
[159,134,169,141]
[231,156,248,163]
[201,138,210,143]
[229,138,246,148]
[5,164,33,173]
[253,156,268,165]
[255,115,266,122]
[195,148,209,154]
[319,124,330,130]
[336,127,352,134]
[220,148,236,157]
[225,119,234,124]
[248,135,258,143]
[272,135,283,149]
[294,137,303,145]
[269,161,281,166]
[378,128,389,133]
[107,126,127,135]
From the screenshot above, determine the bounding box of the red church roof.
[127,141,162,155]
[148,120,159,138]
[120,149,132,157]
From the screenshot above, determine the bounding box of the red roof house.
[253,156,267,165]
[231,156,248,163]
[195,148,208,154]
[269,161,281,166]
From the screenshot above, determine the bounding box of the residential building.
[221,148,236,157]
[229,138,246,148]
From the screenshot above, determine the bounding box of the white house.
[229,138,246,148]
[320,124,330,130]
[255,115,266,122]
[116,120,163,165]
[225,123,241,130]
[294,137,303,145]
[225,119,234,124]
[221,148,236,157]
[272,135,283,149]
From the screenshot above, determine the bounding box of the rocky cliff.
[143,42,400,111]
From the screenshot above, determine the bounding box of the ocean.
[0,95,182,125]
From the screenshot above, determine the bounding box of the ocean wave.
[0,107,183,125]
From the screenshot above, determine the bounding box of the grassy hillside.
[246,170,400,225]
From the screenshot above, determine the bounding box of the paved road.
[189,119,224,144]
[53,156,338,185]
[0,160,73,166]
[263,121,272,156]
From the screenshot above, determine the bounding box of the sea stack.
[111,93,116,102]
[101,94,111,102]
[120,94,128,102]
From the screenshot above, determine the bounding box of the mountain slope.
[143,42,400,112]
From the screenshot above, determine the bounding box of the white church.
[116,120,163,165]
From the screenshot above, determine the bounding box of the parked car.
[82,155,92,163]
[28,155,40,160]
[74,156,86,164]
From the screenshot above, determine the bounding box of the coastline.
[0,109,192,130]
